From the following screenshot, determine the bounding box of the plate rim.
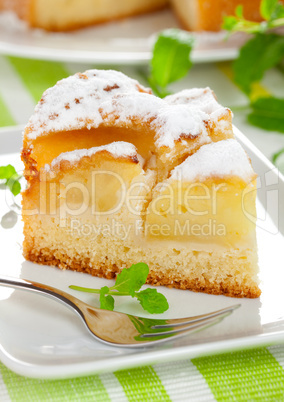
[0,9,242,65]
[0,41,239,65]
[0,330,283,380]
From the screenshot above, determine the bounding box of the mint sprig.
[100,286,115,311]
[248,97,284,133]
[149,28,194,97]
[0,164,21,196]
[70,263,169,314]
[222,0,284,33]
[233,33,284,95]
[222,0,284,153]
[222,0,284,97]
[223,0,284,97]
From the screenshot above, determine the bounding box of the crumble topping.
[24,69,229,151]
[169,139,255,182]
[44,141,139,171]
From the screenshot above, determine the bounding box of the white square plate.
[0,126,283,379]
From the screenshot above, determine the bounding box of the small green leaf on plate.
[100,286,114,311]
[112,263,149,296]
[136,288,169,314]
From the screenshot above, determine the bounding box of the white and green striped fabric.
[1,347,284,401]
[0,55,284,401]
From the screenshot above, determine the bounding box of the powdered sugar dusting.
[169,139,255,182]
[26,69,148,139]
[165,88,228,115]
[154,104,208,148]
[24,69,230,150]
[45,141,138,171]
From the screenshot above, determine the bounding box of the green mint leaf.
[70,263,170,314]
[112,263,149,297]
[235,4,244,18]
[7,178,21,196]
[272,147,284,174]
[234,33,284,94]
[271,3,284,19]
[222,15,239,32]
[0,165,21,196]
[277,58,284,74]
[99,286,114,311]
[260,0,279,20]
[151,29,194,93]
[147,76,172,98]
[0,164,17,180]
[272,147,284,163]
[136,288,169,314]
[222,1,284,34]
[248,96,284,132]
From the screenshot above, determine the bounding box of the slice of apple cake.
[21,69,260,298]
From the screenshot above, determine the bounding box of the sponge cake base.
[23,214,260,298]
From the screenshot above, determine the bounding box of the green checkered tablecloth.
[0,55,284,401]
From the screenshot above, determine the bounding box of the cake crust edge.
[24,247,261,299]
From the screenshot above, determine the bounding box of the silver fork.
[0,276,240,347]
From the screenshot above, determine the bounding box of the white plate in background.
[0,10,247,65]
[0,126,283,379]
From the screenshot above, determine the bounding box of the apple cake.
[0,0,168,31]
[0,0,262,31]
[21,69,260,298]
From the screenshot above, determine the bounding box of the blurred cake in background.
[0,0,168,31]
[0,0,263,32]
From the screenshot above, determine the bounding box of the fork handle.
[0,275,87,319]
